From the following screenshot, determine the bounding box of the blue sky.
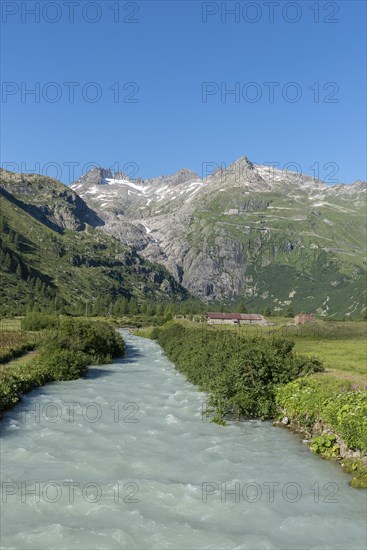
[1,0,366,184]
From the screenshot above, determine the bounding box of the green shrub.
[35,350,89,381]
[0,319,125,416]
[41,318,125,363]
[323,390,367,452]
[0,359,53,412]
[0,372,23,410]
[151,323,323,422]
[21,313,60,331]
[342,458,367,489]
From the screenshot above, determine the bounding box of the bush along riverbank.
[151,323,367,488]
[0,317,125,415]
[276,377,367,488]
[151,323,323,421]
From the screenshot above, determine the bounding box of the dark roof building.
[207,312,265,324]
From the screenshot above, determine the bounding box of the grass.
[0,351,38,370]
[168,318,366,384]
[269,319,366,383]
[131,326,156,338]
[293,339,366,383]
[0,318,22,331]
[0,327,39,364]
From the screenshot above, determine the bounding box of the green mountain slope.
[187,182,367,317]
[0,170,188,315]
[72,158,367,318]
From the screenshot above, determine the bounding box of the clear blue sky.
[1,0,366,184]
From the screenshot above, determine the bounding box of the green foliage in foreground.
[342,458,367,489]
[276,377,367,488]
[151,323,323,421]
[32,350,90,381]
[276,377,367,453]
[309,434,340,459]
[0,318,125,414]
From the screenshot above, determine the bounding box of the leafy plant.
[276,378,367,453]
[342,458,367,489]
[309,434,340,459]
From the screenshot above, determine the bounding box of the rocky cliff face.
[0,169,104,232]
[0,170,190,313]
[70,156,367,316]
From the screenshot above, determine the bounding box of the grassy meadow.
[163,318,366,385]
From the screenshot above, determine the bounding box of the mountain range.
[71,156,367,317]
[0,169,188,315]
[0,156,366,317]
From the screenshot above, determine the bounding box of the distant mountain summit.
[71,156,366,317]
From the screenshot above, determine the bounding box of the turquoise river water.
[1,331,366,549]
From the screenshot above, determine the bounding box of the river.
[1,331,366,549]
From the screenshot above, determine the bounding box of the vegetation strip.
[276,377,367,488]
[150,322,367,488]
[0,314,125,416]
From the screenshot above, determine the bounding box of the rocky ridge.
[71,156,366,316]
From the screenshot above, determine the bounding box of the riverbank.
[276,376,367,488]
[2,329,366,549]
[140,322,367,488]
[0,316,125,416]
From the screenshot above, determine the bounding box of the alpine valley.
[1,155,366,317]
[71,156,366,318]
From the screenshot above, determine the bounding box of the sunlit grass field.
[174,318,367,385]
[293,339,366,381]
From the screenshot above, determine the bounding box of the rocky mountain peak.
[205,156,254,180]
[206,155,267,190]
[113,170,130,181]
[72,167,113,188]
[169,168,201,185]
[352,180,367,189]
[229,156,255,171]
[0,170,104,232]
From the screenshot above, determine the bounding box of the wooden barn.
[207,312,265,325]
